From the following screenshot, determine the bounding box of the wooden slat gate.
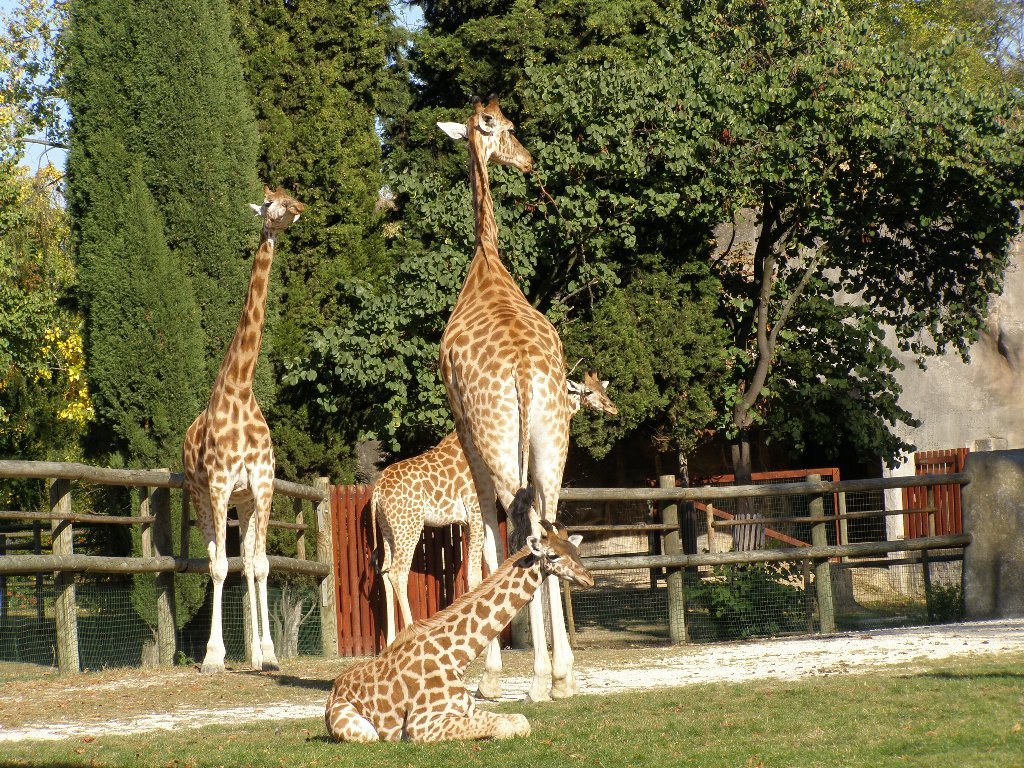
[902,448,967,538]
[330,484,506,657]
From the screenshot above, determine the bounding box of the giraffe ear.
[437,121,468,141]
[248,203,263,217]
[526,536,544,557]
[568,535,583,549]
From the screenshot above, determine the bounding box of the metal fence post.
[808,474,835,633]
[49,478,80,674]
[659,475,686,644]
[315,477,338,657]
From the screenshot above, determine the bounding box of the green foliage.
[928,581,965,624]
[232,0,395,481]
[688,563,809,640]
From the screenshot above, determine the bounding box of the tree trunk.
[730,430,765,551]
[271,584,315,659]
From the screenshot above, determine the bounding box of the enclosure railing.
[560,472,970,643]
[0,460,335,674]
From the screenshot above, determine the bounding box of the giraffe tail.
[514,360,532,495]
[506,486,536,551]
[369,487,386,575]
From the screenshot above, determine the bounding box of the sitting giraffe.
[325,487,594,743]
[372,372,616,648]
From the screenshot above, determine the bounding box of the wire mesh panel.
[0,577,323,676]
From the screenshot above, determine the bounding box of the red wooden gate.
[329,484,506,657]
[901,448,967,538]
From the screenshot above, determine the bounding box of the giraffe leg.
[379,536,398,645]
[200,486,231,674]
[404,706,530,743]
[324,698,379,743]
[476,504,504,700]
[531,405,574,698]
[388,523,416,638]
[236,500,264,671]
[251,472,278,671]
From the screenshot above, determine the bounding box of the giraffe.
[325,487,594,743]
[372,373,617,649]
[436,97,578,701]
[182,186,304,673]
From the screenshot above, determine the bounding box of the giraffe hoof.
[476,672,501,700]
[525,684,551,703]
[261,658,280,672]
[495,714,531,739]
[200,661,225,674]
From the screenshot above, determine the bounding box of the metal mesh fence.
[0,576,323,676]
[561,489,964,648]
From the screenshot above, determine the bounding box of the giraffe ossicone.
[182,186,304,674]
[325,488,594,743]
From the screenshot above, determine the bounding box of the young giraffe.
[325,488,594,743]
[437,97,577,700]
[373,372,617,650]
[182,186,304,673]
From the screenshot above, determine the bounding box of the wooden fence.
[328,471,971,655]
[0,461,335,674]
[903,448,968,538]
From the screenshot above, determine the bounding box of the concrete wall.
[961,450,1024,619]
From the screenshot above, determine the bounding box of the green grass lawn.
[2,652,1022,768]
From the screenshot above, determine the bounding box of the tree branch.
[18,137,68,150]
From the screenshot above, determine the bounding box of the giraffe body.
[326,488,593,743]
[373,374,617,651]
[182,186,304,673]
[437,98,579,700]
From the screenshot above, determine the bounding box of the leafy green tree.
[232,0,394,482]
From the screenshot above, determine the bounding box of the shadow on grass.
[913,669,1024,682]
[270,673,334,692]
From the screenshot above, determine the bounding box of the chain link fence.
[0,576,323,677]
[560,488,965,648]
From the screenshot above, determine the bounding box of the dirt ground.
[2,618,1022,743]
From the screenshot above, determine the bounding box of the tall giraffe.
[182,186,304,673]
[436,97,578,701]
[325,488,594,743]
[373,373,617,649]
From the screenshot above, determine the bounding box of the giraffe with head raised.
[182,186,304,673]
[325,487,594,743]
[436,97,578,701]
[373,373,617,652]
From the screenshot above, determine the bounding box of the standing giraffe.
[325,488,594,743]
[182,186,304,673]
[436,97,577,701]
[373,373,617,648]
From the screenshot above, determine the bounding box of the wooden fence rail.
[0,460,333,674]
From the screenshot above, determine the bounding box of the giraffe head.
[527,520,595,589]
[249,185,305,234]
[567,371,618,416]
[437,96,533,173]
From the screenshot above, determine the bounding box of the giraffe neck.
[404,546,543,664]
[458,140,522,299]
[211,229,275,393]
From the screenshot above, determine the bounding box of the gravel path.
[2,618,1022,742]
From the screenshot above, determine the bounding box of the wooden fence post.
[49,478,80,674]
[151,481,176,667]
[808,475,835,634]
[294,497,306,561]
[315,477,338,657]
[659,474,687,644]
[922,486,936,621]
